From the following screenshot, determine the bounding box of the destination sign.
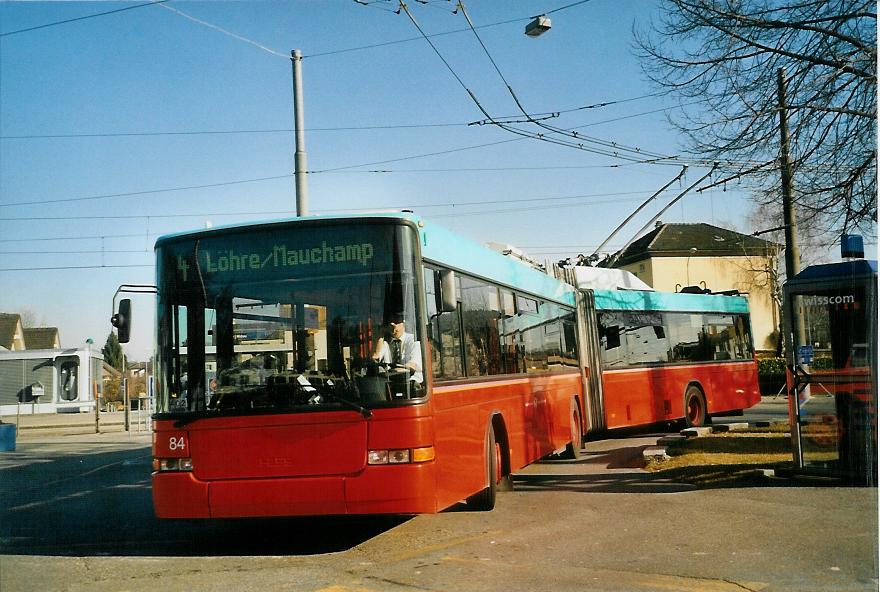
[176,241,375,282]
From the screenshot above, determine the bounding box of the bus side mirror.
[112,298,132,343]
[439,270,457,313]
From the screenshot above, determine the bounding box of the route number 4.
[169,436,186,451]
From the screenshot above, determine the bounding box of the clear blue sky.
[1,0,762,360]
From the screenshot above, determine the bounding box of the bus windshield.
[154,220,425,417]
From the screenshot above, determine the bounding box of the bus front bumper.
[152,462,437,518]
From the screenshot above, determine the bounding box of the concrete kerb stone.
[657,435,687,446]
[642,446,670,462]
[710,422,750,433]
[754,420,788,429]
[680,426,713,438]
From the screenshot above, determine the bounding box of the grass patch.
[646,428,796,487]
[747,422,791,434]
[649,433,792,470]
[645,425,843,487]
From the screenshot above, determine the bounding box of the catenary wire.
[0,95,675,140]
[0,0,167,37]
[0,189,655,223]
[0,264,154,272]
[456,1,677,164]
[0,174,293,208]
[402,2,688,165]
[0,193,653,243]
[156,3,289,58]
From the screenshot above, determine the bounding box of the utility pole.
[778,67,807,469]
[777,68,801,288]
[123,350,129,432]
[291,49,309,216]
[778,70,807,351]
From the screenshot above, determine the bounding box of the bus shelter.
[0,347,102,416]
[783,259,877,485]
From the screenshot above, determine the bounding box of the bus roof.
[591,288,750,314]
[154,212,577,306]
[153,211,422,245]
[418,218,576,306]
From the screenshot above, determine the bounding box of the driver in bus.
[372,312,423,384]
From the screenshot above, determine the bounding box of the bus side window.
[460,277,503,377]
[542,303,564,372]
[597,312,624,368]
[666,312,706,363]
[426,267,463,380]
[622,312,667,365]
[704,314,736,361]
[498,290,522,374]
[519,300,548,373]
[561,313,579,367]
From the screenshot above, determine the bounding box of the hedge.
[756,356,834,395]
[758,357,786,396]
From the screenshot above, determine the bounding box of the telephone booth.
[783,257,877,485]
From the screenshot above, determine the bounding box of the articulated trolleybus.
[125,213,759,519]
[571,271,760,433]
[145,213,583,518]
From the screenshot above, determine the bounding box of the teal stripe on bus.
[418,219,577,307]
[593,289,750,314]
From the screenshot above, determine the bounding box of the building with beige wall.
[607,223,781,354]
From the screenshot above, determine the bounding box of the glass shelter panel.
[792,285,874,475]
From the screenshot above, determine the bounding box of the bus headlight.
[153,457,193,472]
[367,446,434,465]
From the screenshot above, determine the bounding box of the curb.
[642,421,789,464]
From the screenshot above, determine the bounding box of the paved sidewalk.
[0,410,151,437]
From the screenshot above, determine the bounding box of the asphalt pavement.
[0,397,876,592]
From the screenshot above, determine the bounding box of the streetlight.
[686,247,697,285]
[525,15,551,37]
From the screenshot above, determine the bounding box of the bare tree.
[635,0,876,238]
[15,307,46,327]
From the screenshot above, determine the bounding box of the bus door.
[783,261,877,485]
[576,290,605,432]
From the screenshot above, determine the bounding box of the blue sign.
[797,345,814,365]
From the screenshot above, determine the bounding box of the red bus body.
[152,373,581,518]
[601,361,760,429]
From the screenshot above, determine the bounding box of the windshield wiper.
[319,392,372,418]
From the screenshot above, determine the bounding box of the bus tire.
[467,425,498,511]
[563,406,583,460]
[684,385,707,428]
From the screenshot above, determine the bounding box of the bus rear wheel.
[563,407,583,460]
[684,386,707,428]
[467,426,498,511]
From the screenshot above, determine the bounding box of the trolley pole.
[291,49,309,216]
[778,67,806,468]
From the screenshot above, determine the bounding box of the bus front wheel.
[684,386,707,428]
[467,426,498,511]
